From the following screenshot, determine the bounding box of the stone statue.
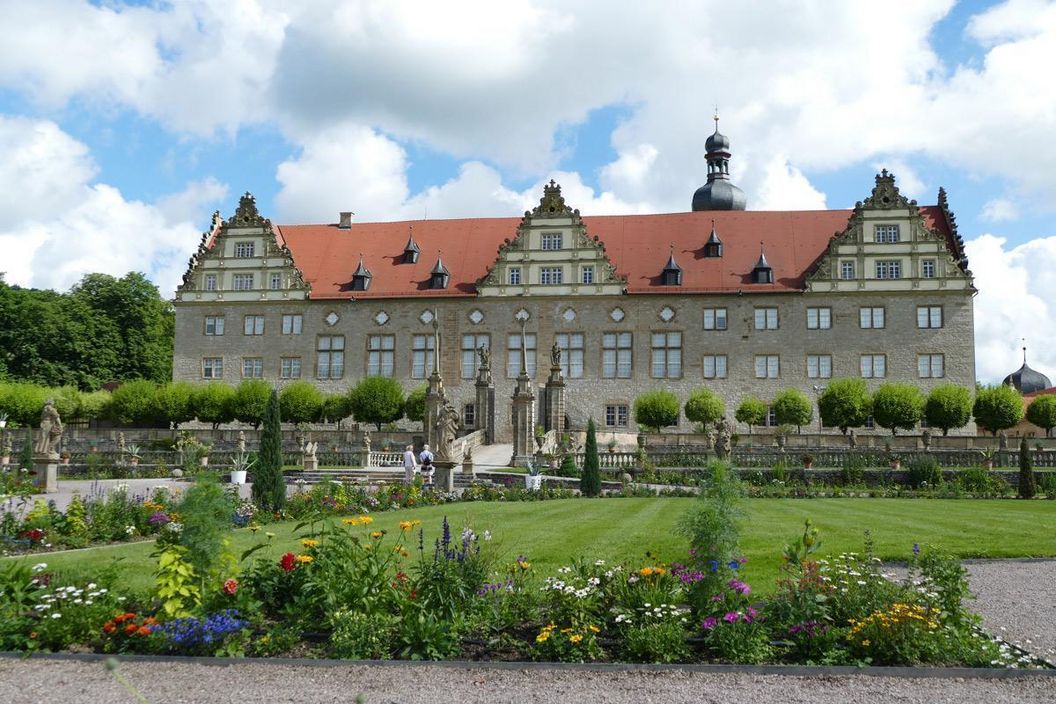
[35,399,63,456]
[362,431,371,453]
[117,432,126,454]
[999,431,1008,450]
[921,428,932,451]
[435,402,460,461]
[551,341,562,368]
[303,440,318,459]
[238,430,246,453]
[477,344,490,370]
[713,419,731,460]
[848,428,857,448]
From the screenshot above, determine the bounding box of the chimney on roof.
[338,211,354,230]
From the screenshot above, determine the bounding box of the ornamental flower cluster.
[847,602,941,640]
[152,610,248,650]
[102,612,156,638]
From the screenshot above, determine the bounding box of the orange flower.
[102,622,116,634]
[124,623,138,635]
[371,531,384,539]
[143,617,159,626]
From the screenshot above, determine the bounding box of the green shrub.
[905,456,942,489]
[329,611,397,659]
[676,461,743,600]
[1018,436,1036,499]
[633,390,680,432]
[252,389,286,512]
[557,453,579,478]
[618,620,690,664]
[973,384,1024,436]
[580,418,601,497]
[177,474,237,597]
[924,384,972,435]
[108,380,161,425]
[684,389,725,429]
[840,454,868,486]
[872,383,924,435]
[348,377,405,430]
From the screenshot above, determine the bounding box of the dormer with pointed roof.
[661,246,683,286]
[703,221,723,258]
[403,227,421,264]
[751,244,774,284]
[429,252,450,290]
[351,255,372,291]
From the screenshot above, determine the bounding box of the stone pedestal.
[32,453,59,493]
[462,446,475,476]
[433,459,456,493]
[511,373,535,468]
[424,371,444,450]
[475,370,495,445]
[303,455,319,471]
[544,361,565,434]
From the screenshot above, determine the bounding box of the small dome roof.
[1003,362,1051,395]
[705,129,730,152]
[692,180,747,211]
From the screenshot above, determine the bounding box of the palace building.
[172,126,976,439]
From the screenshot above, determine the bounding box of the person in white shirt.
[402,444,418,485]
[419,444,434,486]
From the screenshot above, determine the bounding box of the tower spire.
[692,108,746,211]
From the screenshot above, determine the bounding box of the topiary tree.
[871,382,924,435]
[558,452,579,478]
[735,397,768,434]
[684,389,725,430]
[348,376,406,430]
[1018,436,1036,499]
[773,388,813,433]
[580,417,601,496]
[818,378,872,434]
[252,389,286,512]
[79,390,111,422]
[108,379,161,425]
[404,385,427,424]
[320,393,351,424]
[924,384,973,436]
[230,379,272,429]
[973,384,1024,436]
[155,381,196,428]
[633,390,680,433]
[192,383,236,429]
[278,381,324,425]
[1026,394,1056,438]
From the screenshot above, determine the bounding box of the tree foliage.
[108,380,161,425]
[772,388,813,431]
[871,383,924,435]
[684,389,725,429]
[1018,436,1036,499]
[155,382,196,428]
[633,390,680,433]
[278,381,324,425]
[734,397,768,433]
[973,384,1024,436]
[252,389,286,512]
[192,383,236,429]
[230,379,272,429]
[817,378,872,433]
[320,393,351,424]
[580,417,601,497]
[924,384,973,435]
[348,376,405,430]
[404,385,427,424]
[1026,394,1056,435]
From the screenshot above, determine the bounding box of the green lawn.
[9,498,1056,595]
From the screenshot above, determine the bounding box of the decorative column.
[510,320,535,467]
[544,340,565,434]
[424,312,445,450]
[475,345,495,445]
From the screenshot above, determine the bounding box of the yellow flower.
[569,634,583,644]
[639,567,654,577]
[342,515,375,526]
[265,531,275,539]
[301,538,320,548]
[399,520,422,531]
[518,561,531,570]
[295,554,314,564]
[560,628,573,634]
[249,524,260,533]
[536,632,550,643]
[588,625,600,633]
[862,639,870,647]
[371,531,384,539]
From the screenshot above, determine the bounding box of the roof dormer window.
[429,254,450,290]
[661,247,682,286]
[751,246,774,284]
[403,228,420,264]
[351,256,372,291]
[704,222,723,258]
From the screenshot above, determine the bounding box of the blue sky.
[0,0,1054,383]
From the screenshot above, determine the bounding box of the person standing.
[419,444,434,486]
[402,444,418,485]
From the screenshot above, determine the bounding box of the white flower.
[32,563,47,573]
[594,560,606,566]
[483,530,492,541]
[50,613,61,619]
[125,525,136,535]
[87,583,97,589]
[73,599,83,604]
[558,566,571,574]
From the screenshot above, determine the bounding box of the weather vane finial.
[713,105,719,131]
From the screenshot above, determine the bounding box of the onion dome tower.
[1003,345,1052,394]
[692,113,747,211]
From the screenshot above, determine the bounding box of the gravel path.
[962,560,1056,665]
[0,659,1054,704]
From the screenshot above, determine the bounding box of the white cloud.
[966,233,1056,385]
[0,118,227,295]
[752,157,828,211]
[980,198,1019,223]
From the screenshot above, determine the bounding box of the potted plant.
[525,462,543,491]
[230,451,254,485]
[607,436,618,454]
[126,444,142,466]
[979,447,996,471]
[889,453,902,471]
[60,450,71,465]
[801,454,815,470]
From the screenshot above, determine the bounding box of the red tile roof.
[273,206,953,300]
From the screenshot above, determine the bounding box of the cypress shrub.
[252,389,286,512]
[580,418,601,497]
[1018,436,1036,499]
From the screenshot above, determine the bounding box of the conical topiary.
[580,418,601,497]
[252,389,286,512]
[1018,436,1036,499]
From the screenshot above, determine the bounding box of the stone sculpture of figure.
[713,419,731,460]
[35,399,63,455]
[921,428,932,451]
[435,402,460,461]
[117,432,126,454]
[848,428,857,448]
[303,440,318,459]
[238,430,246,453]
[999,431,1008,450]
[362,431,371,453]
[477,344,490,370]
[551,341,562,368]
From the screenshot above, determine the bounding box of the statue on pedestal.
[435,402,460,462]
[238,430,246,453]
[477,344,490,370]
[713,419,731,460]
[35,399,63,456]
[551,341,562,369]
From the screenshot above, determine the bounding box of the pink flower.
[723,611,739,623]
[702,617,718,630]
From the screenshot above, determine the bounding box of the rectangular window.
[507,333,537,378]
[204,315,225,336]
[555,333,585,379]
[754,355,780,379]
[540,267,563,285]
[242,357,263,378]
[202,357,223,379]
[703,354,727,379]
[280,357,302,379]
[918,354,945,378]
[754,308,779,330]
[269,272,282,290]
[605,404,629,428]
[367,335,395,377]
[243,315,264,335]
[281,314,302,335]
[765,406,778,427]
[508,267,521,285]
[807,354,833,379]
[921,259,936,279]
[840,261,856,280]
[859,307,885,329]
[602,332,633,378]
[703,308,728,331]
[234,241,256,258]
[875,224,901,243]
[860,354,887,378]
[461,334,490,379]
[232,273,254,290]
[541,232,563,250]
[581,265,594,285]
[875,260,902,279]
[651,332,683,378]
[806,307,832,330]
[463,403,476,428]
[917,305,943,329]
[317,336,345,379]
[204,273,217,291]
[411,334,435,379]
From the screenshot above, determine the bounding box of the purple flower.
[148,511,170,526]
[702,617,718,630]
[728,579,751,595]
[912,542,921,556]
[723,611,739,623]
[708,560,719,573]
[727,560,740,570]
[710,594,725,602]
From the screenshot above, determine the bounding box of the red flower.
[124,623,139,635]
[223,579,238,595]
[136,626,152,636]
[280,552,297,573]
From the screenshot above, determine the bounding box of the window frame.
[234,241,256,258]
[859,307,886,329]
[602,331,633,379]
[875,260,902,280]
[874,224,901,243]
[807,354,833,379]
[650,331,683,379]
[540,232,563,251]
[555,332,585,379]
[280,356,302,379]
[806,307,832,330]
[916,305,943,329]
[367,334,396,377]
[461,333,490,379]
[411,333,435,379]
[918,353,945,378]
[581,265,594,285]
[753,307,779,330]
[241,357,264,379]
[507,332,538,378]
[243,315,265,336]
[702,354,727,379]
[605,403,629,428]
[539,266,563,285]
[204,315,225,336]
[281,314,303,335]
[232,273,255,291]
[316,335,345,380]
[508,267,521,285]
[703,308,728,331]
[840,260,856,280]
[921,259,936,279]
[202,357,223,379]
[860,354,887,379]
[754,354,780,379]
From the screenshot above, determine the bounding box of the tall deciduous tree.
[973,385,1024,436]
[817,379,872,434]
[192,383,236,429]
[580,417,601,497]
[404,385,427,424]
[155,382,196,428]
[1026,394,1056,437]
[871,383,924,435]
[252,389,286,512]
[924,384,972,435]
[348,377,405,430]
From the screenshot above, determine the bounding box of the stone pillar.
[433,459,456,493]
[33,454,58,493]
[475,349,495,445]
[424,316,445,450]
[544,344,565,434]
[510,325,535,468]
